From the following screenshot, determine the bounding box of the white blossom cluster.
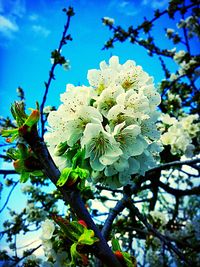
[173,50,186,64]
[41,219,55,258]
[25,202,47,222]
[41,219,55,240]
[102,17,115,26]
[173,49,198,76]
[160,114,200,157]
[45,56,162,188]
[40,219,68,267]
[177,15,200,38]
[149,210,167,227]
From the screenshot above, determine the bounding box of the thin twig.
[0,181,18,213]
[40,9,73,138]
[0,169,17,175]
[147,158,200,173]
[126,200,192,266]
[158,181,200,196]
[10,244,42,267]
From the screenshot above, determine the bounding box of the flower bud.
[78,220,87,228]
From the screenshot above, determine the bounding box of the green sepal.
[76,166,90,180]
[78,228,99,245]
[20,170,43,182]
[65,143,79,161]
[54,141,69,156]
[71,148,85,169]
[20,171,30,183]
[24,107,40,128]
[57,167,72,187]
[57,166,90,187]
[31,170,44,177]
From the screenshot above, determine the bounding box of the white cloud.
[29,14,39,21]
[142,0,168,9]
[119,1,129,8]
[32,25,50,38]
[0,0,26,18]
[0,0,26,40]
[0,15,19,38]
[108,0,140,17]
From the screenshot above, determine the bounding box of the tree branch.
[0,169,17,175]
[40,8,73,138]
[22,128,122,267]
[101,181,145,240]
[0,181,18,213]
[149,170,161,211]
[101,194,128,240]
[158,181,200,197]
[147,158,200,173]
[126,199,192,266]
[10,244,42,267]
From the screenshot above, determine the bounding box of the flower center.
[90,132,111,158]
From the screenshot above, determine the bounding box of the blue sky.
[0,0,173,118]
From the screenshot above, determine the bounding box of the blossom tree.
[0,0,200,266]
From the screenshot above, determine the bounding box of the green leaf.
[122,252,136,267]
[54,218,84,242]
[78,228,99,245]
[54,141,69,156]
[1,129,18,138]
[70,243,80,266]
[76,167,90,180]
[70,221,85,236]
[112,238,121,252]
[11,102,27,127]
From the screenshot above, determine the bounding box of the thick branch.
[101,181,144,240]
[101,194,128,240]
[22,128,122,267]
